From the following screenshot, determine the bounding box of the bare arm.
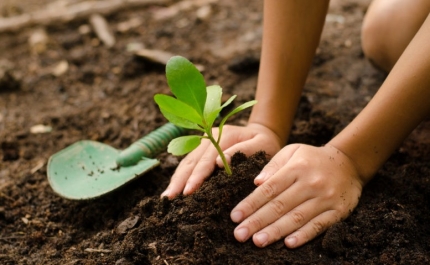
[330,13,430,183]
[249,0,330,145]
[161,0,330,198]
[231,12,430,249]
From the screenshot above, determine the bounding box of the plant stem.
[206,132,232,176]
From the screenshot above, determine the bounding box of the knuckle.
[210,128,220,136]
[268,199,286,216]
[308,174,325,190]
[271,224,283,239]
[290,157,309,170]
[324,187,337,200]
[220,124,233,134]
[295,220,330,245]
[241,198,259,213]
[297,229,311,244]
[180,157,197,167]
[334,214,343,223]
[263,161,280,174]
[335,203,350,216]
[260,182,277,199]
[311,220,327,236]
[198,155,215,164]
[248,216,264,230]
[290,210,306,225]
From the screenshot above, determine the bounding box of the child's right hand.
[160,123,283,199]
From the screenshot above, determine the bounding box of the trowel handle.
[116,123,187,167]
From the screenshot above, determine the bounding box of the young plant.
[154,56,257,175]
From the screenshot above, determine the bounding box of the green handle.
[116,123,187,167]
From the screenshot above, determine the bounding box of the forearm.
[249,0,330,145]
[329,14,430,183]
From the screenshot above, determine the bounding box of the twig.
[0,0,170,32]
[89,14,115,48]
[0,235,25,244]
[30,160,45,174]
[153,0,217,20]
[84,248,112,253]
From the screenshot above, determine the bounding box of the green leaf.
[218,100,257,143]
[161,111,204,131]
[221,95,236,109]
[204,85,222,128]
[166,56,207,116]
[167,135,202,155]
[154,94,203,126]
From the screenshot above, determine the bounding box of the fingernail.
[235,227,248,242]
[230,210,243,222]
[285,236,297,248]
[160,189,170,198]
[216,156,224,167]
[255,232,269,247]
[224,154,231,164]
[183,184,192,195]
[254,172,268,182]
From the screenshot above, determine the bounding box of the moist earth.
[0,0,429,264]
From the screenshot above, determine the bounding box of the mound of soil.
[1,0,429,264]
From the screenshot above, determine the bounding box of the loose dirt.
[1,0,429,264]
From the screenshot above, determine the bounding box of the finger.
[215,140,255,168]
[251,198,331,247]
[161,140,211,199]
[231,145,302,222]
[231,170,297,228]
[232,181,313,243]
[214,128,252,168]
[183,141,221,195]
[284,209,340,249]
[254,144,301,186]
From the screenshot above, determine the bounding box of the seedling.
[154,56,257,175]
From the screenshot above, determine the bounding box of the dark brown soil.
[1,0,430,264]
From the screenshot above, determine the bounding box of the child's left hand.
[231,143,364,248]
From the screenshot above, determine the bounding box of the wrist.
[248,106,293,147]
[326,140,378,185]
[246,122,286,148]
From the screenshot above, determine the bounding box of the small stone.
[28,28,49,54]
[344,39,352,48]
[22,217,29,224]
[116,216,140,234]
[52,60,69,77]
[326,14,345,24]
[126,42,145,52]
[78,24,92,35]
[196,5,212,21]
[30,124,52,134]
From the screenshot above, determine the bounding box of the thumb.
[253,144,301,186]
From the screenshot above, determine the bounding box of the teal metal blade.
[47,123,188,200]
[47,140,159,200]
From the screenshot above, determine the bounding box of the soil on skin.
[1,0,430,264]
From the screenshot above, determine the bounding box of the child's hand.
[160,123,283,199]
[231,144,364,248]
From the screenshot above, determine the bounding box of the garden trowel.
[47,123,186,200]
